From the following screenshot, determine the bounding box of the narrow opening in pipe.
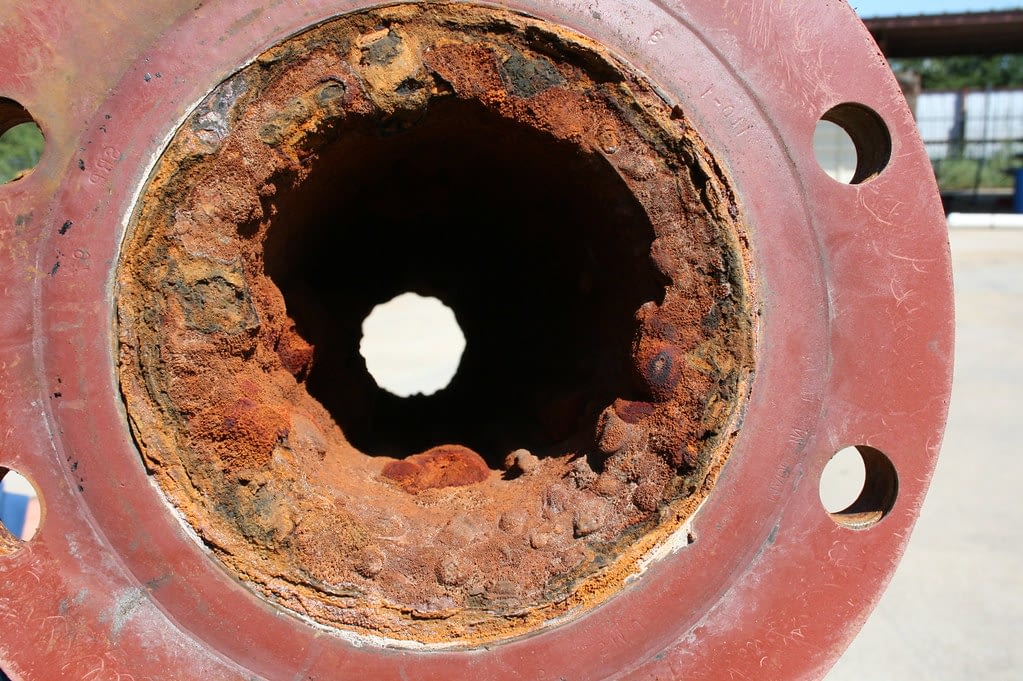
[359,292,467,398]
[264,99,661,464]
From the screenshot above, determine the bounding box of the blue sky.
[852,0,1022,17]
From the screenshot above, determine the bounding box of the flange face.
[0,1,953,680]
[116,3,754,645]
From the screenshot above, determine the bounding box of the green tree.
[891,55,1023,90]
[0,123,44,183]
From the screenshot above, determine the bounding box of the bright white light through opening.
[819,446,867,514]
[813,119,858,184]
[359,292,467,397]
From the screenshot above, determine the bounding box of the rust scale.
[116,3,754,644]
[381,445,491,493]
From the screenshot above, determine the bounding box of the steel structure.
[865,10,1023,58]
[0,2,953,679]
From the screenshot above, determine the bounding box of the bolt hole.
[819,446,898,529]
[360,292,467,398]
[815,103,891,184]
[0,468,42,549]
[0,98,44,184]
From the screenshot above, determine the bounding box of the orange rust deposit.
[116,3,754,644]
[382,445,491,493]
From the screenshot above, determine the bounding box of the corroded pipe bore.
[117,3,754,645]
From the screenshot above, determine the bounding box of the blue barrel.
[1015,168,1023,214]
[0,490,30,539]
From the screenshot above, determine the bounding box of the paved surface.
[825,228,1023,680]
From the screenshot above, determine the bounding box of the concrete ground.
[825,227,1023,680]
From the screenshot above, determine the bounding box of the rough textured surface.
[116,3,754,644]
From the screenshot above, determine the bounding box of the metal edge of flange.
[616,2,954,679]
[39,1,826,674]
[0,2,281,680]
[0,1,949,678]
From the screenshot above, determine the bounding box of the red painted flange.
[0,1,952,679]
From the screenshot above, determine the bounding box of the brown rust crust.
[117,3,755,644]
